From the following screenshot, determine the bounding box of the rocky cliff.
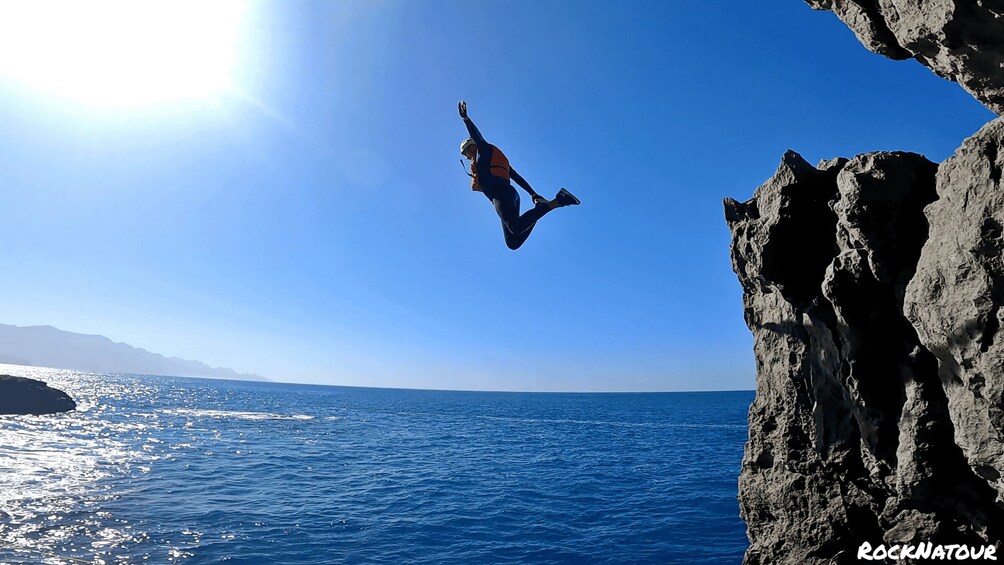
[805,0,1004,114]
[725,2,1004,562]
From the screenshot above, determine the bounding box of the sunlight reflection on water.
[0,365,170,564]
[0,364,750,564]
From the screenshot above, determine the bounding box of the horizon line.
[0,362,754,396]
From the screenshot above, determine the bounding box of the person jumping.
[458,100,579,250]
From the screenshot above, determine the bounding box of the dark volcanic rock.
[805,0,1004,115]
[726,2,1004,562]
[0,374,76,415]
[726,148,1004,563]
[906,117,1004,507]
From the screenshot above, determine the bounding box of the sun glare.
[0,1,246,107]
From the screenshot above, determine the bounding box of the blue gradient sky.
[0,1,994,391]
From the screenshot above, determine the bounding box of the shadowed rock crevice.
[759,153,840,308]
[985,144,1002,184]
[822,153,938,471]
[976,218,1004,357]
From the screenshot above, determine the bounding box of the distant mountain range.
[0,324,269,382]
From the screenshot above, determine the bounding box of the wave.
[160,408,314,421]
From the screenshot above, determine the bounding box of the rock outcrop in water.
[725,2,1004,562]
[0,374,76,415]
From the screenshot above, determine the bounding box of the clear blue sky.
[0,1,993,391]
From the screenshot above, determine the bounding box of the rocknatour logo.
[857,542,998,561]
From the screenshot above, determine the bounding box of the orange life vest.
[471,145,511,191]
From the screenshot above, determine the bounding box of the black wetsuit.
[464,117,551,250]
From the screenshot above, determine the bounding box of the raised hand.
[458,100,468,120]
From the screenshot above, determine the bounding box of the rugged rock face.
[726,2,1004,562]
[905,118,1004,508]
[727,149,1004,563]
[805,0,1004,115]
[0,374,76,415]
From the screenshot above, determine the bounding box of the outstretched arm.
[510,167,547,204]
[458,100,487,149]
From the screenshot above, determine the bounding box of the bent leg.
[502,203,551,250]
[506,202,551,236]
[502,223,531,250]
[484,182,556,250]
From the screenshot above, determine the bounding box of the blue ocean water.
[0,366,751,564]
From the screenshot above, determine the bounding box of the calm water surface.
[0,365,751,564]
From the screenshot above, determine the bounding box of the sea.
[0,365,752,564]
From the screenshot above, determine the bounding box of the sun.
[0,0,246,107]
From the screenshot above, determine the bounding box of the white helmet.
[460,137,476,155]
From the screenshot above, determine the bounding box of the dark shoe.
[555,188,580,207]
